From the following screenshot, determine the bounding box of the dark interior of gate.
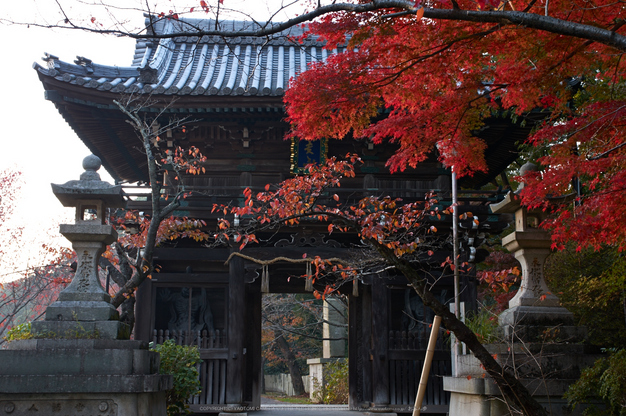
[32,16,539,415]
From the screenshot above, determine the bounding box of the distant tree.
[0,250,73,345]
[0,168,74,344]
[0,168,25,276]
[262,293,328,395]
[0,168,21,227]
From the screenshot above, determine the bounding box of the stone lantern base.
[443,341,603,416]
[0,339,172,416]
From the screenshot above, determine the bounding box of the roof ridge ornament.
[139,66,159,84]
[42,52,60,70]
[75,56,94,74]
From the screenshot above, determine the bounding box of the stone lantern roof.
[52,154,125,209]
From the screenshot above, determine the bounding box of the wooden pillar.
[371,276,390,407]
[349,292,360,407]
[349,284,373,409]
[245,283,262,408]
[226,253,245,406]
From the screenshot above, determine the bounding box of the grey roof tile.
[34,17,347,97]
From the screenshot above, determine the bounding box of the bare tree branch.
[4,1,626,51]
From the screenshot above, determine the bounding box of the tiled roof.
[34,18,345,97]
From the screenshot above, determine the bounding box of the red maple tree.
[278,0,626,251]
[0,168,74,342]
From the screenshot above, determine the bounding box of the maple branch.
[587,140,626,160]
[546,20,626,73]
[141,4,626,53]
[351,25,502,93]
[424,8,626,50]
[522,0,538,13]
[554,104,626,159]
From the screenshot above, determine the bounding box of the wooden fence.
[152,329,228,406]
[388,328,451,413]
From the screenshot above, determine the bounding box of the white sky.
[0,0,305,281]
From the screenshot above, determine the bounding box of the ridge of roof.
[35,17,343,98]
[144,17,310,39]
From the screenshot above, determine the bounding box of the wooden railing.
[152,329,228,406]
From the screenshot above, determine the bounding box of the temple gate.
[34,16,536,414]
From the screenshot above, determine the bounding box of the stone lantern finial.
[80,154,103,181]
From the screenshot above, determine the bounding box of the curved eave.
[35,65,290,183]
[36,70,148,183]
[35,24,342,99]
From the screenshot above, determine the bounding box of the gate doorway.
[137,248,455,415]
[261,293,349,407]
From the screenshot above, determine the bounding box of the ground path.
[250,404,353,416]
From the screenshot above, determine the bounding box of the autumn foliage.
[213,154,453,298]
[275,0,626,251]
[0,248,73,345]
[476,251,521,312]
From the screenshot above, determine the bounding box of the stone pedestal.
[32,223,129,339]
[0,339,171,416]
[444,343,601,416]
[307,358,335,402]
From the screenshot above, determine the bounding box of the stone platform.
[0,339,172,416]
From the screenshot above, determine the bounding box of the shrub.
[3,322,34,343]
[465,308,499,344]
[3,321,100,342]
[151,340,202,416]
[312,359,349,404]
[566,349,626,416]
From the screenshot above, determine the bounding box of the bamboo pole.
[412,315,442,416]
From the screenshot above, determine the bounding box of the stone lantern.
[490,162,576,335]
[0,155,171,415]
[31,154,129,339]
[443,163,595,416]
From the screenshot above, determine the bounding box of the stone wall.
[264,374,310,396]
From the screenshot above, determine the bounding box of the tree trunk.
[274,329,306,396]
[119,296,135,334]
